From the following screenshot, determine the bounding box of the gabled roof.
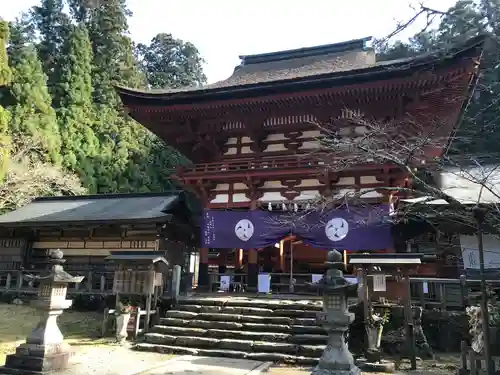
[115,35,485,105]
[0,192,189,227]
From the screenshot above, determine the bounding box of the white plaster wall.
[265,133,287,141]
[233,193,251,202]
[224,148,237,155]
[296,179,324,187]
[210,194,229,203]
[265,143,287,152]
[214,183,230,191]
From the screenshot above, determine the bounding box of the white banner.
[460,235,500,269]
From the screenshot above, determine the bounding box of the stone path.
[142,355,272,375]
[60,343,176,375]
[49,344,271,375]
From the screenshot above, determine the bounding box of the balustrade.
[0,269,114,295]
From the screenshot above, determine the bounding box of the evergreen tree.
[0,20,12,182]
[7,21,61,164]
[56,23,99,192]
[377,0,500,162]
[137,33,206,89]
[31,0,70,99]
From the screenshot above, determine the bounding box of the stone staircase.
[135,296,326,365]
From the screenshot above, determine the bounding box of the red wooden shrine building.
[116,36,484,292]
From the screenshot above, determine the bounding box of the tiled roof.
[115,35,485,99]
[0,192,183,226]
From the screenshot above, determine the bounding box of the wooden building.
[0,192,199,280]
[115,36,484,292]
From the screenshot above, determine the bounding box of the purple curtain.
[201,205,393,250]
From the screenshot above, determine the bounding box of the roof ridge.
[239,37,372,66]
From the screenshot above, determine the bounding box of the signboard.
[373,274,387,292]
[220,275,231,291]
[461,235,500,269]
[258,273,271,293]
[423,281,429,294]
[311,274,323,284]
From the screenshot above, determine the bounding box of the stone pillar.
[247,249,258,291]
[198,247,209,291]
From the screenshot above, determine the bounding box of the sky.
[2,0,458,84]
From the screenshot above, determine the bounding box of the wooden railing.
[0,269,115,295]
[0,268,496,310]
[206,272,500,309]
[181,156,327,177]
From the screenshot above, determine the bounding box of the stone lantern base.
[1,342,72,375]
[0,307,73,374]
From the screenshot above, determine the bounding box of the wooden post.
[144,267,153,332]
[247,249,258,292]
[100,275,105,293]
[460,274,469,308]
[278,240,285,272]
[234,248,243,270]
[16,271,23,290]
[86,271,92,292]
[460,340,468,372]
[403,269,417,370]
[6,273,11,290]
[419,281,425,308]
[470,349,477,375]
[198,248,209,291]
[101,308,110,337]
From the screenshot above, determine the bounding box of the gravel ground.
[266,354,461,375]
[62,342,176,375]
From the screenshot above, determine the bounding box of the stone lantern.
[312,249,360,375]
[1,249,84,374]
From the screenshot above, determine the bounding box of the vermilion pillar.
[247,249,258,291]
[198,247,209,291]
[235,248,243,270]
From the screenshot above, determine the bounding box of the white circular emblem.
[325,218,349,242]
[235,219,255,242]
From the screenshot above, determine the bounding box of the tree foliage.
[376,0,500,162]
[0,19,12,183]
[0,0,206,207]
[137,33,207,89]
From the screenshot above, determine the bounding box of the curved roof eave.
[115,34,486,105]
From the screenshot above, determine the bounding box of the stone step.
[176,297,323,312]
[134,343,319,366]
[159,317,325,334]
[178,304,276,316]
[165,310,317,322]
[151,326,328,344]
[144,333,325,357]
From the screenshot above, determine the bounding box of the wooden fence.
[0,268,498,309]
[0,269,115,295]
